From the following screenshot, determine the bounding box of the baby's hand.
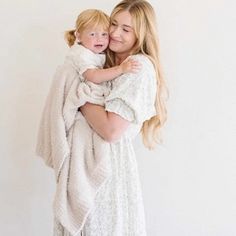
[120,58,141,74]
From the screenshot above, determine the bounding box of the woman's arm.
[80,103,130,142]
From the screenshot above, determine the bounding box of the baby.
[63,9,140,129]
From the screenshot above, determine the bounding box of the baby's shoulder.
[69,44,92,57]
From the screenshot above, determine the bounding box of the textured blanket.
[36,60,111,235]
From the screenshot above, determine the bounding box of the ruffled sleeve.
[105,55,157,124]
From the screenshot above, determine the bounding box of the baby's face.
[78,26,109,54]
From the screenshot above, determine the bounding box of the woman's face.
[109,10,137,60]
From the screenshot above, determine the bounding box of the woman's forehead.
[111,10,133,27]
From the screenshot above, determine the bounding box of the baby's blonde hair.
[65,9,110,47]
[106,0,168,149]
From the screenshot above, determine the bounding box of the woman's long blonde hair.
[106,0,168,149]
[65,9,110,47]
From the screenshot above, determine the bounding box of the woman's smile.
[109,37,122,44]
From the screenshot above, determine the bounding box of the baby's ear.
[75,32,80,43]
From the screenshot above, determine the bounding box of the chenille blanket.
[36,58,111,235]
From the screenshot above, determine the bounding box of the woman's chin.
[109,43,122,53]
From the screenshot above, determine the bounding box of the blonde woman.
[36,8,142,236]
[78,0,168,235]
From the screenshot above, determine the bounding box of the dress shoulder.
[105,54,157,124]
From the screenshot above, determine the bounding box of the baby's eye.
[90,33,95,36]
[123,28,129,32]
[111,22,117,26]
[102,32,108,36]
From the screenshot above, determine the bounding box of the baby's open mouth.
[95,44,104,48]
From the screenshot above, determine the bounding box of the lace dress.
[54,54,157,236]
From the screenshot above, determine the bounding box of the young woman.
[36,1,167,234]
[42,0,167,235]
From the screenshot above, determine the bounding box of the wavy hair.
[106,0,168,149]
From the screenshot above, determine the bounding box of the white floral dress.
[54,54,157,236]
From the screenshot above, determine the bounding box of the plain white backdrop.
[0,0,235,235]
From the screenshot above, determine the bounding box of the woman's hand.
[80,103,130,143]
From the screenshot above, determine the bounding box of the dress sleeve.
[105,55,157,124]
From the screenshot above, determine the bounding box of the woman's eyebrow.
[112,19,132,28]
[123,24,132,28]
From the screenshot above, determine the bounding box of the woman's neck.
[115,53,129,65]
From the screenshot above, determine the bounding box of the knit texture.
[36,45,111,235]
[54,54,158,236]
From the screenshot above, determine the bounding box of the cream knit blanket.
[36,62,111,235]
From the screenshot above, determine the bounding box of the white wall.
[0,0,235,235]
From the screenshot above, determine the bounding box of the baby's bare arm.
[83,58,141,84]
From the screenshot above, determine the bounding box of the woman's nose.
[110,27,120,38]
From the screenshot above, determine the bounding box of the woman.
[76,0,167,235]
[36,0,166,234]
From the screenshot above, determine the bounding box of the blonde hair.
[65,9,110,47]
[106,0,168,149]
